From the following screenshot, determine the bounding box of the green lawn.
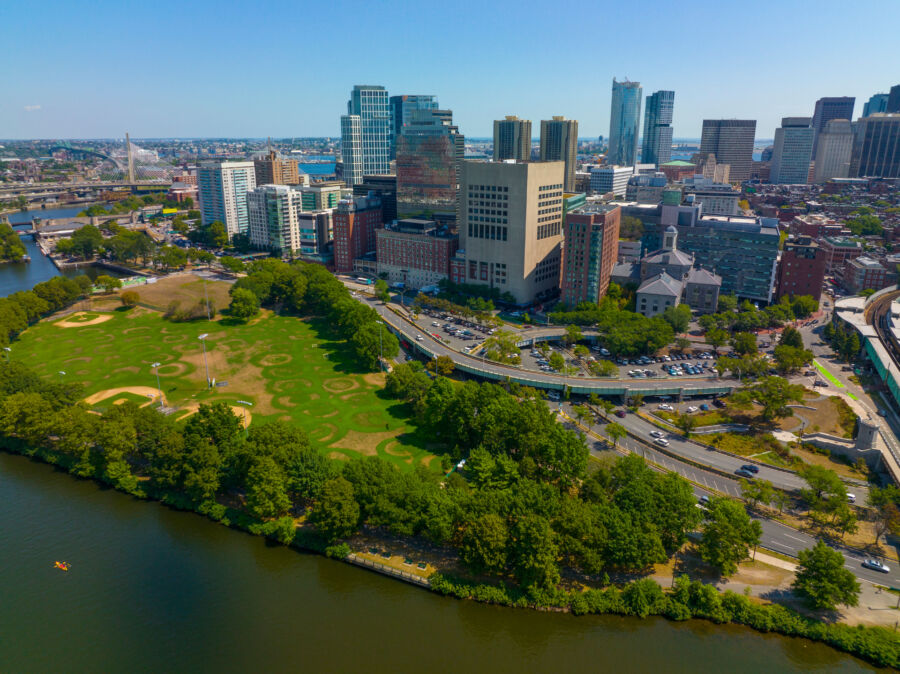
[14,308,440,473]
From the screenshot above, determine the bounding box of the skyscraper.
[395,108,464,222]
[770,117,815,184]
[539,116,578,191]
[197,161,257,237]
[254,150,302,186]
[340,85,391,187]
[561,204,621,307]
[608,78,642,166]
[850,114,900,178]
[247,184,304,255]
[811,96,855,154]
[389,95,437,158]
[699,120,756,181]
[493,116,532,161]
[888,85,900,114]
[863,93,890,118]
[641,90,674,166]
[813,119,853,183]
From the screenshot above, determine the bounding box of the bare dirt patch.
[327,451,351,462]
[259,353,292,367]
[124,275,232,312]
[55,312,114,328]
[323,378,359,393]
[363,373,385,387]
[177,403,252,428]
[330,429,398,455]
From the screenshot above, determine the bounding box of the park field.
[14,285,441,473]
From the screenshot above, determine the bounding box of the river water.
[0,453,874,673]
[1,207,119,296]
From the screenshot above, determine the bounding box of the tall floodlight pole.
[151,362,163,407]
[198,334,210,388]
[2,347,10,361]
[377,321,384,371]
[203,276,211,320]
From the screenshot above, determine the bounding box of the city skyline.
[3,0,899,140]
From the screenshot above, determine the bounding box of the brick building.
[842,257,897,294]
[789,214,844,238]
[333,194,382,273]
[818,236,863,274]
[560,204,621,307]
[776,235,827,301]
[375,218,459,288]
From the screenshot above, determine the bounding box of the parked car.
[698,495,711,507]
[862,559,890,573]
[686,406,699,413]
[699,404,710,411]
[658,403,673,411]
[846,492,856,503]
[814,380,828,387]
[713,399,727,408]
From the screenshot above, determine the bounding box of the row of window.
[537,222,561,239]
[469,185,509,193]
[539,184,563,191]
[468,223,508,241]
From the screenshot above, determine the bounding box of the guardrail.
[345,553,431,587]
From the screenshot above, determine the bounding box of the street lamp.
[198,333,210,388]
[377,320,384,371]
[203,276,211,320]
[2,346,10,362]
[235,400,253,437]
[151,362,162,407]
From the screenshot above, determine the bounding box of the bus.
[356,277,373,285]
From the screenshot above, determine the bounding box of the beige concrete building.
[493,116,532,161]
[540,117,578,192]
[458,160,565,305]
[254,150,306,186]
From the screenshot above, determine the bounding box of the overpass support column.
[676,387,684,403]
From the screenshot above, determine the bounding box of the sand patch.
[312,422,338,443]
[112,366,140,375]
[63,356,93,365]
[259,353,292,367]
[363,373,385,387]
[55,312,113,328]
[327,452,351,462]
[330,429,398,455]
[276,396,298,408]
[85,386,162,407]
[323,378,359,393]
[177,403,253,428]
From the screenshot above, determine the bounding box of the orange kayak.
[54,561,70,571]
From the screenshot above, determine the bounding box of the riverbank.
[3,438,897,669]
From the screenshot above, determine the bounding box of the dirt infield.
[55,312,114,328]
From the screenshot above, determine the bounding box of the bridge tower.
[126,132,135,184]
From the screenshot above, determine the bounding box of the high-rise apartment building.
[247,184,304,255]
[254,150,302,186]
[539,116,578,192]
[197,161,256,237]
[850,114,900,178]
[813,119,854,183]
[589,165,633,196]
[700,120,756,181]
[396,108,464,221]
[458,160,565,304]
[389,95,437,158]
[333,194,383,273]
[493,116,532,161]
[641,90,674,166]
[863,93,890,118]
[887,85,900,114]
[608,78,642,166]
[770,117,814,184]
[340,85,391,187]
[561,204,621,307]
[811,97,855,154]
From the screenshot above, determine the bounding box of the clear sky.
[3,0,898,141]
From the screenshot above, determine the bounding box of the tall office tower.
[539,116,578,191]
[493,116,532,161]
[813,119,854,183]
[395,108,464,222]
[389,95,437,158]
[560,204,621,307]
[458,160,565,304]
[811,97,855,154]
[863,93,890,118]
[332,194,383,272]
[197,161,257,237]
[608,78,642,166]
[888,85,900,113]
[770,117,815,184]
[699,120,756,181]
[641,90,675,165]
[254,150,302,186]
[850,114,900,178]
[247,184,304,255]
[340,85,391,187]
[353,174,397,223]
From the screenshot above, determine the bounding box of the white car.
[650,430,665,438]
[415,334,423,341]
[658,403,673,411]
[654,438,670,447]
[686,406,699,413]
[862,559,890,573]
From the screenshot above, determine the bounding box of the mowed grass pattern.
[15,307,440,473]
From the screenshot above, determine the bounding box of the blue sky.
[2,0,898,140]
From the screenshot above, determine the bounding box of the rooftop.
[637,272,682,297]
[661,160,695,167]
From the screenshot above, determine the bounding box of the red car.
[615,410,626,418]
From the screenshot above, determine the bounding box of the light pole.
[235,400,252,437]
[151,362,163,407]
[377,320,384,371]
[198,333,210,388]
[203,276,211,320]
[2,346,10,362]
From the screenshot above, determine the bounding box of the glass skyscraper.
[341,85,391,186]
[641,90,674,165]
[389,95,437,158]
[608,78,642,166]
[770,117,815,184]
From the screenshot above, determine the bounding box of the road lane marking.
[784,534,806,543]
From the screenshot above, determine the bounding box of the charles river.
[0,208,876,672]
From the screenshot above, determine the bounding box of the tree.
[740,478,774,510]
[732,376,804,422]
[245,456,291,518]
[207,221,229,248]
[699,498,762,575]
[792,541,860,611]
[219,256,245,274]
[675,337,692,353]
[548,351,566,372]
[425,355,455,377]
[799,465,845,507]
[574,344,590,360]
[230,233,252,253]
[605,422,627,447]
[461,513,508,574]
[310,476,359,542]
[619,215,644,240]
[846,214,882,236]
[69,224,104,259]
[155,245,188,271]
[374,279,390,303]
[119,290,140,308]
[730,332,758,356]
[717,294,738,313]
[564,323,583,346]
[662,304,692,333]
[780,326,804,349]
[869,486,900,545]
[705,327,729,354]
[676,413,697,438]
[228,287,260,321]
[773,344,813,374]
[510,514,559,589]
[94,275,122,294]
